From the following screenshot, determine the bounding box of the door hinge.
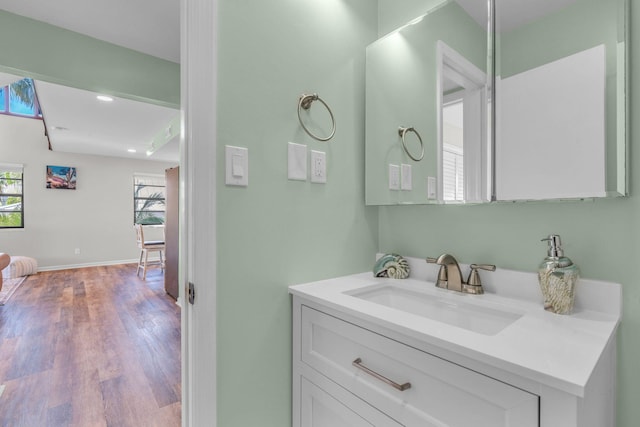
[188,282,195,305]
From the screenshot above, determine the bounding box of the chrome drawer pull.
[352,358,412,391]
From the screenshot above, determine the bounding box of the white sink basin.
[346,283,522,335]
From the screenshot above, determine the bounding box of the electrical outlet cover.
[401,163,412,190]
[311,150,327,183]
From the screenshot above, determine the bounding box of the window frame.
[133,174,166,225]
[0,78,42,119]
[0,165,25,229]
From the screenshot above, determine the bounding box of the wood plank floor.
[0,264,181,427]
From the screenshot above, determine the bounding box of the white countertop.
[289,256,621,397]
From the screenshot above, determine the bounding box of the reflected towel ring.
[298,93,336,141]
[398,126,424,161]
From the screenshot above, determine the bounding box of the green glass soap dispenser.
[538,235,579,314]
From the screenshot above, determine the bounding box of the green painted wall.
[216,0,378,425]
[499,0,618,78]
[0,10,179,107]
[379,2,639,426]
[378,0,448,36]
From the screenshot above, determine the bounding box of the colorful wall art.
[46,165,77,190]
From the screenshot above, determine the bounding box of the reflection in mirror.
[495,0,627,201]
[437,41,490,204]
[365,0,490,205]
[442,99,464,201]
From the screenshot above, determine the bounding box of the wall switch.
[389,164,400,190]
[225,145,249,186]
[310,150,327,183]
[288,142,307,181]
[401,163,412,190]
[74,248,81,255]
[427,176,436,199]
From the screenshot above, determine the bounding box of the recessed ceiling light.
[127,149,137,153]
[50,126,69,131]
[96,95,114,102]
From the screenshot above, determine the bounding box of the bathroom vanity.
[289,256,620,426]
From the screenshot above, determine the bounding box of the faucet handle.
[464,264,496,294]
[426,257,438,264]
[469,264,496,273]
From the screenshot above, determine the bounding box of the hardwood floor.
[0,264,181,427]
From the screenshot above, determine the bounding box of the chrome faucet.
[426,254,495,294]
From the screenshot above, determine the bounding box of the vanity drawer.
[300,305,538,427]
[300,376,402,427]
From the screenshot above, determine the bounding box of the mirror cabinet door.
[365,0,491,205]
[494,0,627,201]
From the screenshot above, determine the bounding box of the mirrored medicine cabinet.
[365,0,627,205]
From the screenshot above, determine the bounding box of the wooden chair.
[134,224,165,280]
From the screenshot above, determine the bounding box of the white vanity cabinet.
[290,264,620,427]
[293,300,538,427]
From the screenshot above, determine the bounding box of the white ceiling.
[35,80,179,162]
[0,1,180,163]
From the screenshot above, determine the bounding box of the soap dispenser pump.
[538,235,579,314]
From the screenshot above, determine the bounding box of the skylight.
[0,78,42,119]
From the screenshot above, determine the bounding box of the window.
[0,78,41,119]
[442,100,464,202]
[134,174,166,225]
[443,144,464,202]
[0,164,24,228]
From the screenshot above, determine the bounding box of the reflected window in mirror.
[442,98,464,202]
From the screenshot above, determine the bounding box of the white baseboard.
[37,258,139,272]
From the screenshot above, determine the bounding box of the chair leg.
[137,250,144,277]
[143,250,150,280]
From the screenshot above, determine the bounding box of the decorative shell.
[373,254,410,279]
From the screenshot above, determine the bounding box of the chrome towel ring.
[297,93,336,141]
[398,126,424,161]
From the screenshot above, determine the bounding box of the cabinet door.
[301,377,402,427]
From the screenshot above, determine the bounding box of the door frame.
[180,0,219,425]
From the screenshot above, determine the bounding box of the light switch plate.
[310,150,327,184]
[389,164,400,190]
[225,145,248,186]
[427,176,436,199]
[288,142,307,181]
[401,163,412,190]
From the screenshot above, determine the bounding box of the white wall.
[0,114,175,269]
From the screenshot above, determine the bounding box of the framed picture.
[46,165,77,190]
